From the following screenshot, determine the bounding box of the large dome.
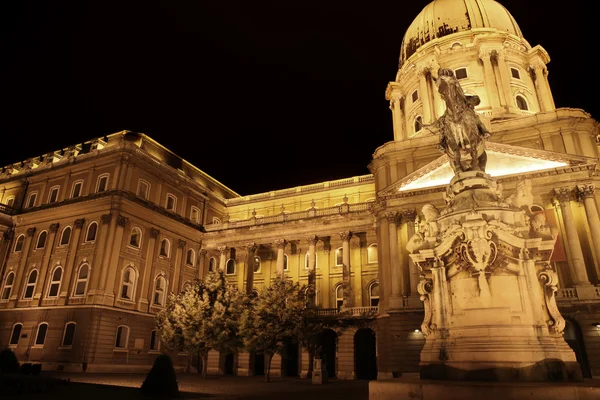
[400,0,524,66]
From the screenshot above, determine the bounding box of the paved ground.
[40,372,370,400]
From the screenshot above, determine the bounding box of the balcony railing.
[315,306,379,318]
[0,203,17,216]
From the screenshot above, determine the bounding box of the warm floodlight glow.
[414,329,420,333]
[400,151,568,192]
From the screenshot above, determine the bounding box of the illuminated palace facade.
[1,0,600,379]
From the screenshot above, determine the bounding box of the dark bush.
[0,374,57,394]
[31,364,41,375]
[140,354,179,398]
[0,348,19,374]
[19,363,32,375]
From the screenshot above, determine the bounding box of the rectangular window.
[71,181,82,198]
[455,67,468,80]
[511,67,521,79]
[166,194,176,212]
[26,192,37,208]
[411,90,419,103]
[137,180,150,200]
[48,187,59,203]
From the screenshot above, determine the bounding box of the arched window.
[166,194,177,212]
[35,322,49,346]
[1,272,15,300]
[367,244,378,264]
[516,95,529,111]
[60,226,71,246]
[283,254,288,271]
[253,256,261,273]
[62,322,76,347]
[190,207,201,224]
[369,282,380,307]
[14,235,25,252]
[153,276,167,306]
[335,284,344,308]
[304,252,318,269]
[71,180,83,199]
[36,230,47,249]
[335,248,343,266]
[149,329,160,351]
[9,323,22,346]
[120,267,136,300]
[208,257,216,272]
[26,192,37,208]
[115,325,129,349]
[23,270,38,299]
[212,217,221,225]
[47,266,63,297]
[129,227,141,248]
[182,281,192,292]
[47,186,60,203]
[226,259,236,275]
[186,249,195,266]
[159,239,170,258]
[531,204,544,213]
[96,174,109,193]
[414,116,423,134]
[137,180,150,200]
[74,263,90,296]
[85,222,98,242]
[4,196,15,207]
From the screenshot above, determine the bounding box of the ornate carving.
[178,239,187,249]
[306,235,319,246]
[49,223,60,233]
[385,211,400,225]
[350,236,361,249]
[101,213,112,224]
[576,184,595,201]
[218,245,229,254]
[339,231,352,241]
[506,179,534,210]
[26,227,36,237]
[117,215,128,227]
[74,218,86,229]
[538,269,566,334]
[417,278,433,336]
[553,188,573,204]
[274,239,287,249]
[199,249,208,256]
[2,228,14,240]
[150,228,160,238]
[460,229,497,303]
[402,209,417,223]
[246,242,257,252]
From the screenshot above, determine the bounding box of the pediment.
[386,143,595,194]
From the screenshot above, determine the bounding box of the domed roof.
[400,0,524,66]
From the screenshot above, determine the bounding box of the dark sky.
[2,1,598,195]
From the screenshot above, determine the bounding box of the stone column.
[218,246,228,271]
[35,223,60,303]
[391,96,407,141]
[531,61,553,112]
[418,69,432,124]
[245,242,257,294]
[275,239,287,276]
[339,231,352,308]
[96,213,116,293]
[103,215,128,304]
[306,235,318,306]
[12,227,36,302]
[386,212,404,310]
[198,249,207,280]
[479,49,501,110]
[62,219,85,304]
[169,239,186,293]
[138,228,159,312]
[494,50,513,110]
[577,184,600,282]
[402,209,420,300]
[553,188,594,298]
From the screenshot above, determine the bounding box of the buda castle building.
[1,0,599,379]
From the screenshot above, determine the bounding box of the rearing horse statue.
[429,68,491,173]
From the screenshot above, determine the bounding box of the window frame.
[13,234,25,253]
[47,185,60,204]
[208,257,216,272]
[159,238,170,258]
[510,67,521,80]
[152,275,167,307]
[26,191,38,208]
[253,256,261,273]
[114,325,130,350]
[70,180,84,199]
[23,269,38,299]
[335,247,343,267]
[414,115,423,135]
[186,248,195,266]
[47,266,63,298]
[369,281,380,307]
[212,217,221,225]
[73,263,90,297]
[34,322,49,347]
[129,227,142,249]
[59,226,72,246]
[367,244,378,264]
[5,196,15,207]
[9,323,22,347]
[61,321,77,348]
[36,230,48,250]
[96,173,110,193]
[283,254,288,271]
[85,221,98,242]
[454,67,468,80]
[190,206,201,224]
[304,252,318,269]
[226,258,236,275]
[149,329,160,352]
[411,89,419,103]
[165,193,177,212]
[516,94,529,111]
[1,271,15,300]
[120,266,136,301]
[335,284,344,309]
[137,179,151,201]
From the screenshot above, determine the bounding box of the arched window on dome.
[414,116,423,134]
[516,95,529,111]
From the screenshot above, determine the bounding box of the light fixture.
[414,329,420,333]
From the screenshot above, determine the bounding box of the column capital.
[385,211,400,224]
[117,215,129,227]
[218,245,229,254]
[577,184,595,200]
[178,239,187,249]
[478,48,494,60]
[49,223,60,233]
[26,227,36,237]
[74,218,86,229]
[306,235,319,245]
[553,188,573,204]
[101,213,112,224]
[402,209,417,223]
[199,249,208,256]
[339,231,353,241]
[274,239,287,248]
[150,227,160,238]
[246,242,258,252]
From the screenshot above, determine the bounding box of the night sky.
[2,1,598,195]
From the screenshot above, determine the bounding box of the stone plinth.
[408,172,581,382]
[370,377,600,400]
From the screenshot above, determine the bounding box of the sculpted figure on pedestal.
[406,204,440,254]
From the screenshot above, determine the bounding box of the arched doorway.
[224,353,235,375]
[354,328,377,380]
[318,329,337,378]
[283,338,299,377]
[564,319,592,378]
[253,352,265,376]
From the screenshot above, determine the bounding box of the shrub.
[31,364,42,375]
[19,363,32,375]
[0,348,19,374]
[140,354,179,398]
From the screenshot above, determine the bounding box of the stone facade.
[0,0,599,380]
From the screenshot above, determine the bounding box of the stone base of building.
[369,376,600,400]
